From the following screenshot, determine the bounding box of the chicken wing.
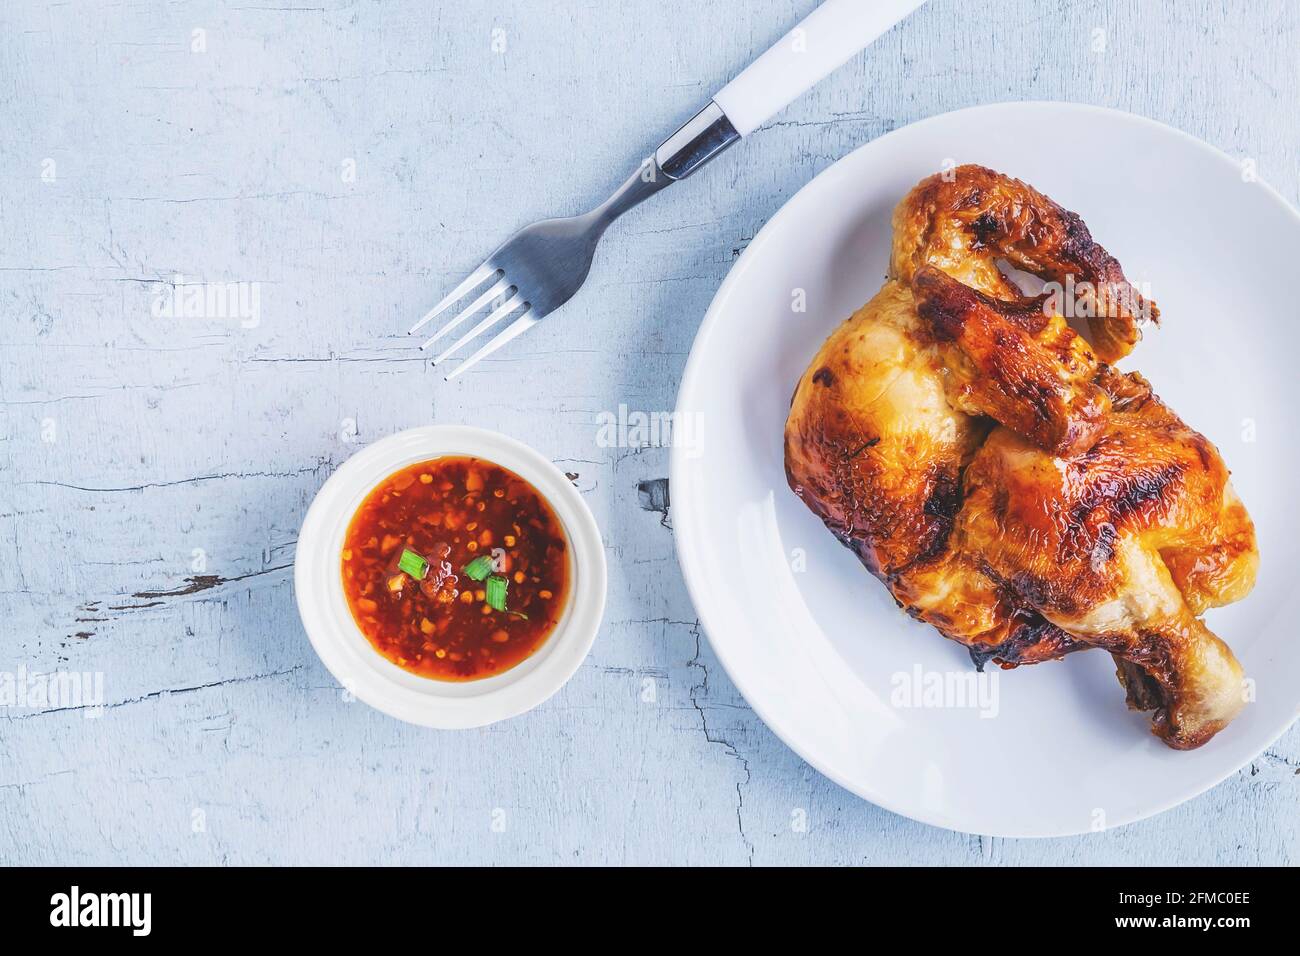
[784,164,1256,748]
[891,164,1156,363]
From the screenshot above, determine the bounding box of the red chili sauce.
[341,457,570,681]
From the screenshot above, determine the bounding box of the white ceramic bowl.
[295,425,607,728]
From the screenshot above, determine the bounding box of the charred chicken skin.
[784,165,1257,749]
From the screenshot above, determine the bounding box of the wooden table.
[2,0,1295,864]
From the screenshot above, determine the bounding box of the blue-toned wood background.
[2,0,1296,865]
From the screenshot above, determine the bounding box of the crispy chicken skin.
[891,164,1156,363]
[784,165,1257,749]
[912,264,1110,458]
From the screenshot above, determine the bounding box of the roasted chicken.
[784,165,1257,749]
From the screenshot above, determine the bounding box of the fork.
[410,0,928,379]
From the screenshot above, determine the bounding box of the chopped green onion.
[397,548,429,580]
[485,574,508,612]
[462,554,495,581]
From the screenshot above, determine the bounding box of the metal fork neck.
[590,101,740,228]
[590,161,673,227]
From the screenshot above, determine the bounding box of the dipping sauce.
[341,457,570,681]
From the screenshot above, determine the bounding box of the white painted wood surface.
[1,0,1295,865]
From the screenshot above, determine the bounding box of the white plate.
[296,425,607,729]
[671,102,1300,836]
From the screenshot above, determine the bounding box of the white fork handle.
[714,0,928,136]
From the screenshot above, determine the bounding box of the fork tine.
[444,311,539,381]
[408,262,497,336]
[416,277,512,350]
[431,291,526,366]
